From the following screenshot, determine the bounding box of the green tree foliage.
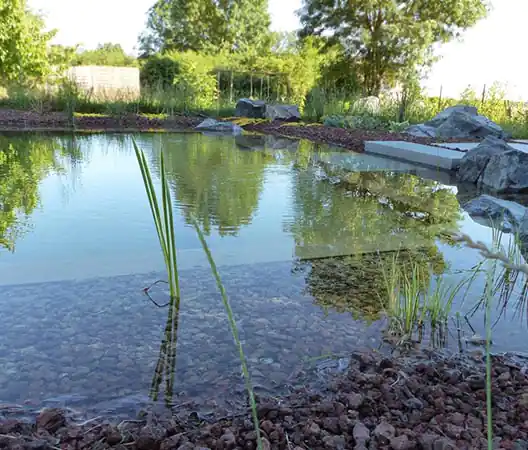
[150,134,271,236]
[0,0,56,83]
[140,37,327,110]
[48,44,79,72]
[139,0,271,56]
[72,43,137,67]
[299,0,488,95]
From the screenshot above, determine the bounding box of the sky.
[28,0,527,99]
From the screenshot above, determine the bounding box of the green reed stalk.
[133,138,262,450]
[133,139,180,300]
[190,216,263,450]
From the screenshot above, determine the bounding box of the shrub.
[140,55,181,89]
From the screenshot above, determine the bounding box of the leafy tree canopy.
[0,0,56,83]
[139,0,272,56]
[298,0,488,95]
[72,43,137,67]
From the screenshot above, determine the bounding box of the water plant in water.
[133,138,264,449]
[379,249,475,346]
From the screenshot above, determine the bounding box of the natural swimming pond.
[0,131,527,419]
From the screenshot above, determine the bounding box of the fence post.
[481,84,487,105]
[230,70,234,104]
[217,71,221,114]
[438,85,443,111]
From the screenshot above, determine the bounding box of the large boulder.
[195,118,243,135]
[457,136,513,184]
[457,136,528,193]
[463,194,527,232]
[406,104,508,139]
[235,98,266,119]
[265,104,301,122]
[425,105,478,127]
[481,149,528,193]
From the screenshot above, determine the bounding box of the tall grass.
[133,139,263,450]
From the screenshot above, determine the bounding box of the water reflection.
[150,294,180,407]
[0,134,82,252]
[287,163,462,259]
[150,134,272,236]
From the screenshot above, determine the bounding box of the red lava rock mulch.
[242,121,482,153]
[1,350,527,450]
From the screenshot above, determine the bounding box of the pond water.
[0,131,527,418]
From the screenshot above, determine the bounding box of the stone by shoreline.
[1,349,527,450]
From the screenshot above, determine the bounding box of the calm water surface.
[0,131,526,417]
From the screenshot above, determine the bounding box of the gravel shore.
[1,350,527,450]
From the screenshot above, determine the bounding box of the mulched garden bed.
[242,121,483,153]
[0,109,484,154]
[0,109,202,132]
[1,350,527,450]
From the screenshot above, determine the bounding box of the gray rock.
[426,105,478,128]
[235,98,266,119]
[345,393,364,409]
[405,124,437,137]
[265,104,301,122]
[463,194,527,231]
[390,434,412,450]
[481,149,528,193]
[322,435,346,449]
[406,104,506,139]
[435,111,486,138]
[456,136,513,185]
[353,421,370,444]
[373,422,395,445]
[195,118,243,135]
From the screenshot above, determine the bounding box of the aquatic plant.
[379,249,475,345]
[134,140,180,299]
[133,139,264,450]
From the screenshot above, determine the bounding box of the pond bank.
[0,109,477,152]
[2,350,527,450]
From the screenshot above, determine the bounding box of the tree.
[72,43,137,67]
[139,0,271,56]
[0,0,56,83]
[298,0,488,95]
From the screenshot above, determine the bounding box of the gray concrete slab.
[364,141,464,171]
[432,142,528,152]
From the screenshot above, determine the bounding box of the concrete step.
[364,141,464,171]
